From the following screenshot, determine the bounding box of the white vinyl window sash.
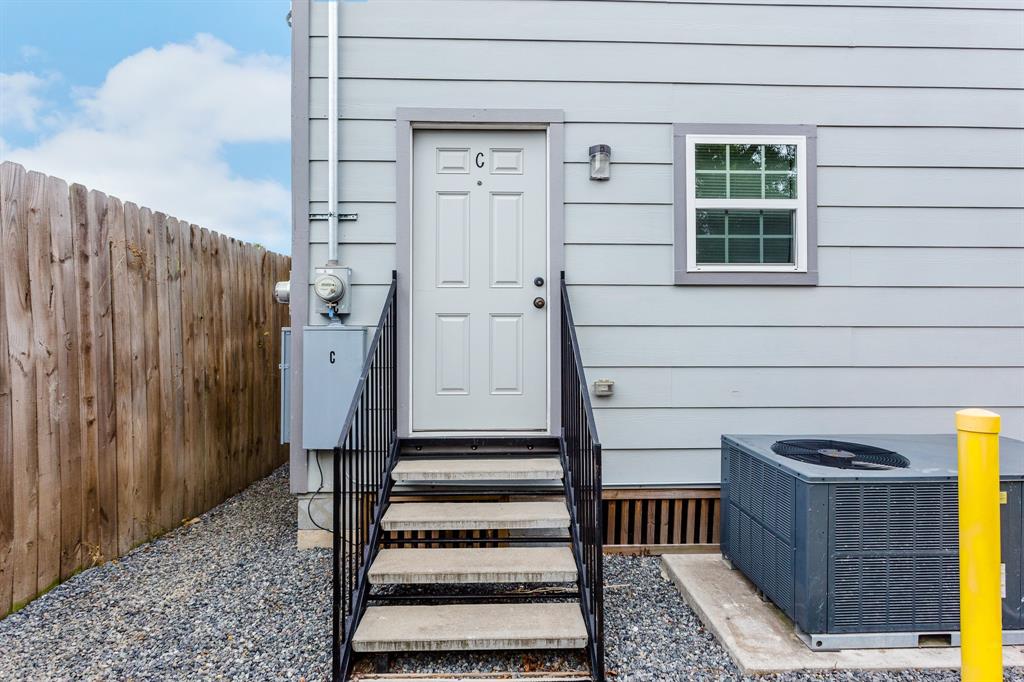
[685,134,809,273]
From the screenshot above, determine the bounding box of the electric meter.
[314,272,345,303]
[312,265,352,316]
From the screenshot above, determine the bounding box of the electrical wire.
[307,450,362,551]
[307,450,332,533]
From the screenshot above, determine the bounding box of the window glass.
[694,143,798,199]
[695,209,794,265]
[765,144,797,171]
[695,144,726,170]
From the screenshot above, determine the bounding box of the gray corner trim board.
[395,108,565,438]
[672,123,819,286]
[289,0,312,494]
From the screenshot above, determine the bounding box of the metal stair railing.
[560,272,605,681]
[332,271,398,681]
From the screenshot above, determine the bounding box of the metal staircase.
[331,274,603,680]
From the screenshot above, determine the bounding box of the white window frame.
[685,134,808,273]
[673,124,818,286]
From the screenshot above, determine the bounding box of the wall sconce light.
[589,144,611,181]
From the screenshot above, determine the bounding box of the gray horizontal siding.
[315,120,1024,167]
[314,79,1024,126]
[316,241,1024,288]
[576,326,1024,367]
[598,408,1024,450]
[561,164,1024,207]
[564,245,1024,287]
[311,38,1024,89]
[568,287,1024,327]
[311,237,1024,288]
[584,367,1024,408]
[604,449,722,488]
[319,1,1024,49]
[309,204,1024,249]
[311,161,1024,207]
[302,0,1024,485]
[562,205,1024,247]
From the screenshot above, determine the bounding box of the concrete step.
[381,501,569,532]
[392,457,563,482]
[400,438,560,457]
[356,674,591,681]
[368,547,578,584]
[354,667,593,679]
[358,675,593,679]
[351,602,588,652]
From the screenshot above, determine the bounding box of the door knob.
[533,297,546,309]
[534,276,544,287]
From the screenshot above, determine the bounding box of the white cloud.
[1,35,292,253]
[19,45,44,61]
[0,71,48,130]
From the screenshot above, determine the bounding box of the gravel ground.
[0,467,332,681]
[1,468,1020,681]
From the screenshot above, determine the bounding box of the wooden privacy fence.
[0,161,291,617]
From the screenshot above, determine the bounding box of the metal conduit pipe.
[327,0,339,264]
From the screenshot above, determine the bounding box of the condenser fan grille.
[770,439,910,470]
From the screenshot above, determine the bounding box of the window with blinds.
[676,130,814,282]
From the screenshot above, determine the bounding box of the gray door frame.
[396,108,565,438]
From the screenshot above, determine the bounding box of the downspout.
[327,0,339,264]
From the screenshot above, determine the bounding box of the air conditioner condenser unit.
[720,434,1024,650]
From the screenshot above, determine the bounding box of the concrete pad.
[392,457,563,481]
[368,547,578,584]
[381,501,569,531]
[296,529,331,549]
[660,553,1024,675]
[352,603,588,652]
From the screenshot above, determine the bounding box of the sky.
[0,0,293,253]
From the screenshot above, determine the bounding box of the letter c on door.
[475,152,484,169]
[329,350,336,364]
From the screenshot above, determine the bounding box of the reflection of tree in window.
[693,142,798,265]
[695,143,797,200]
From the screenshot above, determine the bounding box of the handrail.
[560,273,605,681]
[332,271,398,680]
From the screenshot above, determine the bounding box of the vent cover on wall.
[771,439,910,470]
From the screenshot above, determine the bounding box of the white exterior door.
[411,129,549,432]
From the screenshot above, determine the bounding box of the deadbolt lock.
[533,297,546,309]
[534,276,544,287]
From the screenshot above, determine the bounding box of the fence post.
[955,408,1002,682]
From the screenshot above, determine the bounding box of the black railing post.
[331,272,399,680]
[560,273,605,681]
[331,442,341,681]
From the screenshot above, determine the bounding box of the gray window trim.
[673,123,819,286]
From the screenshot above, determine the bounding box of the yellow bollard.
[956,408,1003,682]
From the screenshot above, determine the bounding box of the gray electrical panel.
[302,325,366,450]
